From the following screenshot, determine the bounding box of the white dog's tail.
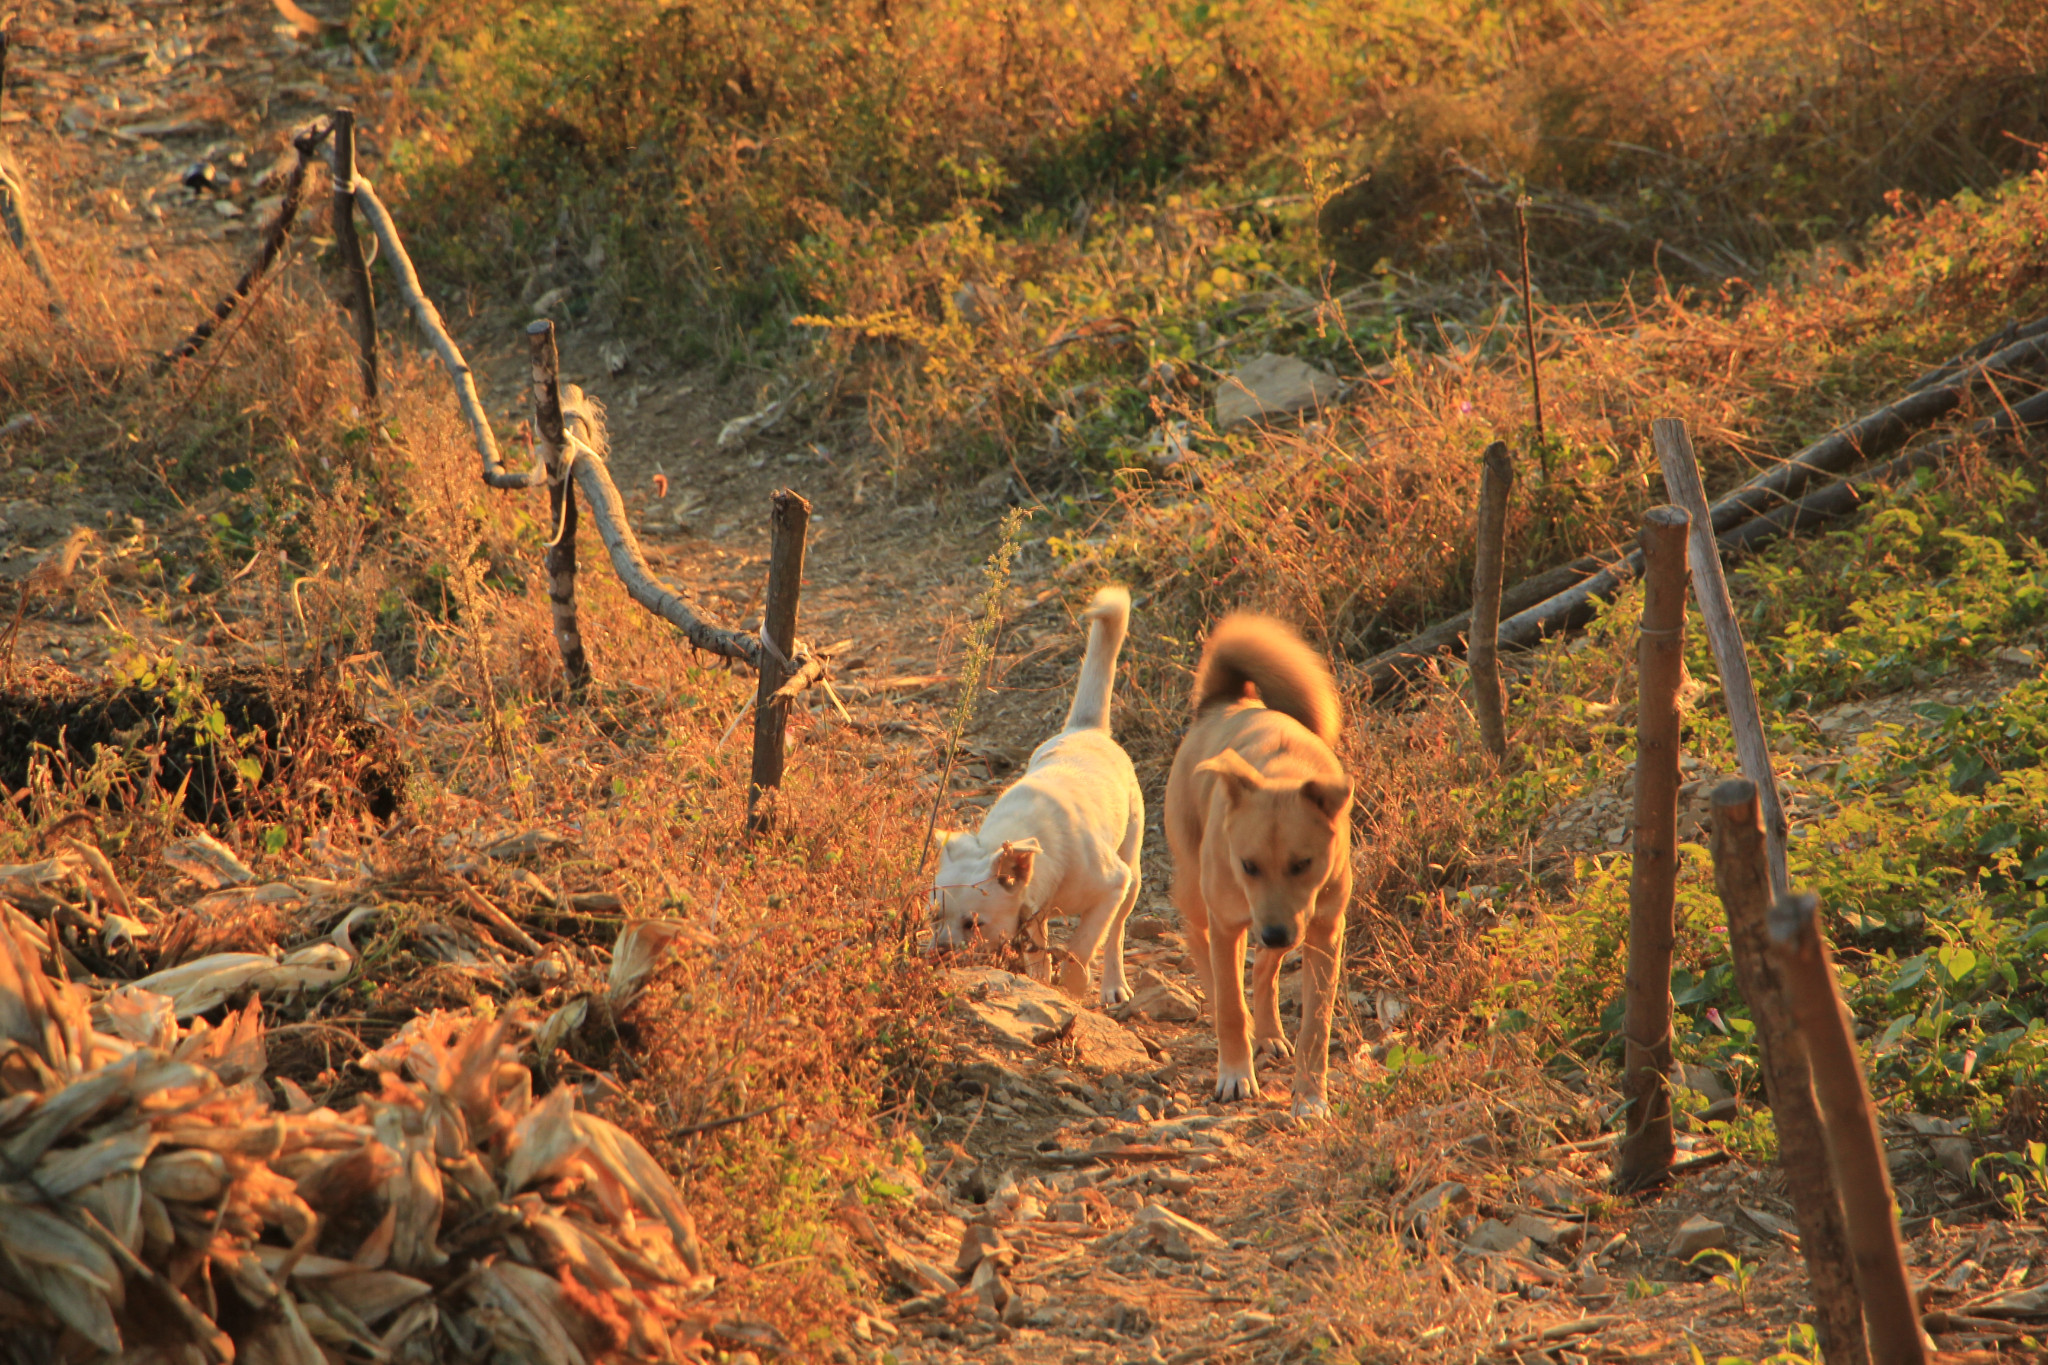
[1063,586,1131,732]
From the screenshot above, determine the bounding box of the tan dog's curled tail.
[1063,585,1131,733]
[1191,613,1342,747]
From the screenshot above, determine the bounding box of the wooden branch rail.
[1710,781,1869,1365]
[1766,892,1929,1365]
[347,177,540,490]
[330,110,379,402]
[1361,315,2048,697]
[162,116,335,368]
[1655,418,1791,899]
[1615,504,1688,1193]
[1468,441,1513,757]
[0,31,65,322]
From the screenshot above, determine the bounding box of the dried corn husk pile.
[0,832,739,1363]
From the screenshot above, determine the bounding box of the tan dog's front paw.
[1214,1063,1261,1102]
[1254,1034,1294,1061]
[1100,976,1133,1007]
[1291,1093,1330,1121]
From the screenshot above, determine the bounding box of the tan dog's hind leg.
[1291,908,1348,1119]
[1207,918,1260,1100]
[1252,947,1293,1061]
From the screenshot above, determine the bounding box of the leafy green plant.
[1688,1248,1759,1313]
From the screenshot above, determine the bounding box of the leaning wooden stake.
[1615,504,1689,1192]
[748,490,812,834]
[1767,893,1929,1365]
[528,320,590,693]
[1710,781,1869,1365]
[1514,198,1547,473]
[1654,418,1790,901]
[1469,441,1514,758]
[163,116,334,368]
[329,109,379,402]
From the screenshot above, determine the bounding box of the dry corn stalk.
[0,918,717,1362]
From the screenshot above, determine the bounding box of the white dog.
[930,586,1144,1005]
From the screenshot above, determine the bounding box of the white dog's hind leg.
[1095,865,1141,1006]
[1060,865,1137,1003]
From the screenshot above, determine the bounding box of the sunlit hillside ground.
[1,0,2046,1358]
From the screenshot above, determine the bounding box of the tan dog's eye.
[1288,857,1312,876]
[1241,859,1260,877]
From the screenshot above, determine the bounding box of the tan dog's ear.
[1196,749,1264,805]
[1299,777,1353,820]
[995,838,1043,888]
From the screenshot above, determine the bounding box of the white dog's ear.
[930,828,961,856]
[995,838,1042,888]
[1300,777,1353,820]
[1196,749,1264,805]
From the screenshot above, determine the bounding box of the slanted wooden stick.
[163,117,334,368]
[1468,441,1513,758]
[1654,418,1790,900]
[528,320,590,693]
[1766,892,1928,1365]
[1615,504,1688,1192]
[748,490,811,835]
[348,178,539,489]
[329,110,379,402]
[1710,781,1869,1365]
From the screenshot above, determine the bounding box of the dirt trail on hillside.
[4,5,2041,1363]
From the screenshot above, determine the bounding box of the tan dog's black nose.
[1259,923,1295,950]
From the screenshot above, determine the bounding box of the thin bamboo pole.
[1468,441,1513,758]
[1615,504,1688,1192]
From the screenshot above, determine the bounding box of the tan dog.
[1164,614,1353,1117]
[930,587,1144,1005]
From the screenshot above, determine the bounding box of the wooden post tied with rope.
[329,108,378,402]
[748,490,812,835]
[1766,892,1930,1365]
[1468,440,1514,759]
[1710,780,1870,1365]
[527,319,590,693]
[1615,503,1688,1192]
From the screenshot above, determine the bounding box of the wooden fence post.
[1767,892,1929,1365]
[747,490,811,834]
[1469,440,1514,758]
[527,319,590,693]
[329,109,379,402]
[1653,418,1790,900]
[1710,780,1869,1365]
[1615,504,1689,1191]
